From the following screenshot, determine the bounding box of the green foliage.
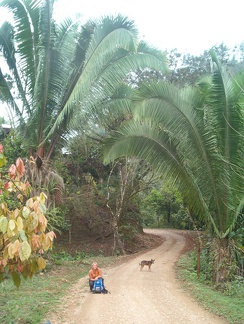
[166,42,244,87]
[104,53,244,237]
[0,261,87,323]
[51,163,113,238]
[61,134,110,183]
[103,52,244,281]
[139,185,191,229]
[56,149,152,249]
[178,251,244,324]
[0,144,55,287]
[119,224,138,241]
[2,130,28,164]
[45,206,70,234]
[0,0,167,160]
[0,253,126,323]
[189,231,244,288]
[50,250,93,264]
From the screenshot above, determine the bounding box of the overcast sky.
[53,0,244,55]
[0,0,243,120]
[0,0,243,55]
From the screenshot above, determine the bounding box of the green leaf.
[22,207,30,219]
[37,256,46,270]
[39,202,46,214]
[12,272,21,289]
[0,216,8,234]
[8,219,16,231]
[3,189,9,198]
[0,157,6,167]
[19,230,28,241]
[19,241,31,261]
[16,217,23,231]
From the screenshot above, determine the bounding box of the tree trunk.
[167,202,171,224]
[106,161,129,256]
[197,239,201,277]
[112,223,126,255]
[37,147,44,158]
[69,228,72,244]
[212,237,232,284]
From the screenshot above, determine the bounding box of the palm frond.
[0,67,22,117]
[131,81,223,225]
[103,119,221,236]
[0,21,15,69]
[45,17,168,142]
[0,21,31,115]
[103,55,244,237]
[137,40,168,63]
[210,51,242,159]
[0,0,41,93]
[85,15,138,61]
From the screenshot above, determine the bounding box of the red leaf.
[8,164,17,179]
[16,158,25,178]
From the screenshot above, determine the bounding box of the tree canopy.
[103,52,244,241]
[0,0,168,159]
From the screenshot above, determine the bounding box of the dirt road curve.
[48,229,227,324]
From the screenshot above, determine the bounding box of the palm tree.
[103,52,244,282]
[0,0,168,210]
[0,0,168,160]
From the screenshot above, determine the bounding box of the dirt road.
[48,229,227,324]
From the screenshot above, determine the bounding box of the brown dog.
[139,259,155,271]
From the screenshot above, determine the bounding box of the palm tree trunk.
[212,237,232,284]
[37,147,44,158]
[197,238,202,277]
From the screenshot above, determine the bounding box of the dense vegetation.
[0,0,243,298]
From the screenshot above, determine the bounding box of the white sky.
[0,0,243,55]
[53,0,244,55]
[0,0,243,120]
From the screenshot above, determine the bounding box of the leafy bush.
[0,144,55,287]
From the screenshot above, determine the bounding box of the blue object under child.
[93,278,104,293]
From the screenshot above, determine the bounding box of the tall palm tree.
[103,52,244,282]
[0,0,168,160]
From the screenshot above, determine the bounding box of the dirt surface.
[48,229,227,324]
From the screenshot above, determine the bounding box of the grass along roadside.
[2,247,243,323]
[0,252,122,324]
[176,251,244,324]
[0,231,162,324]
